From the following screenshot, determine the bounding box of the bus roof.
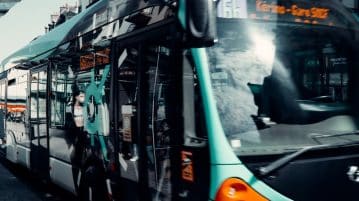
[0,0,106,71]
[0,0,175,72]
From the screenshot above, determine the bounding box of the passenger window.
[6,69,29,146]
[7,74,28,123]
[51,60,111,137]
[51,64,75,128]
[49,52,112,168]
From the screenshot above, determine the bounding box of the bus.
[1,0,359,200]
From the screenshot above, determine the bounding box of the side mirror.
[179,0,216,47]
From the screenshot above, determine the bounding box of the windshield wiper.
[258,141,359,177]
[310,130,359,144]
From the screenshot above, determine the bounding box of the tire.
[79,163,109,201]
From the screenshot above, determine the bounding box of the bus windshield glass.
[208,0,359,155]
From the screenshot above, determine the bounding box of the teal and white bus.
[1,0,359,200]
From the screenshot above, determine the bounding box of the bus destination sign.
[217,0,336,26]
[255,0,330,24]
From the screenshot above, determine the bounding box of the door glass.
[51,69,68,127]
[30,73,39,120]
[117,46,140,201]
[146,46,177,201]
[116,45,180,200]
[38,71,47,119]
[29,68,49,174]
[38,71,47,138]
[30,70,47,139]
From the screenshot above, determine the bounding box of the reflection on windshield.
[208,19,359,155]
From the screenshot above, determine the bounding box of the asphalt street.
[0,159,76,201]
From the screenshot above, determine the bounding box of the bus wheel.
[79,164,109,201]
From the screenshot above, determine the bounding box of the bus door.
[113,43,144,201]
[143,44,183,201]
[29,65,49,177]
[113,39,182,201]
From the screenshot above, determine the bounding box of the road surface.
[0,159,77,201]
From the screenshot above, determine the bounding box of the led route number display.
[256,0,329,19]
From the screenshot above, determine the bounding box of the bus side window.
[178,51,210,200]
[183,51,208,142]
[6,70,29,146]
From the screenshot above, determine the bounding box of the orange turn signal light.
[215,178,269,201]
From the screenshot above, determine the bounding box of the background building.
[45,0,100,32]
[78,0,99,12]
[0,0,20,18]
[45,3,79,32]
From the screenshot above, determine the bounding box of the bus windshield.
[208,0,359,155]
